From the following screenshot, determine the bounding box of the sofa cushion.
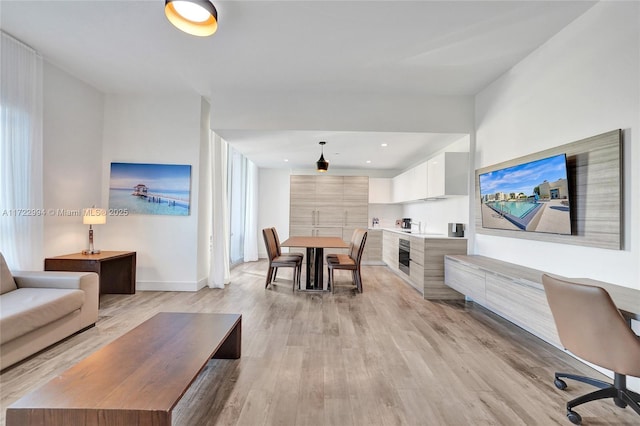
[0,253,17,295]
[0,288,84,344]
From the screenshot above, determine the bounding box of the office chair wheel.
[567,410,582,425]
[554,378,568,390]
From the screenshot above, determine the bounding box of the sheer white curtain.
[243,159,259,262]
[0,32,43,270]
[209,133,230,288]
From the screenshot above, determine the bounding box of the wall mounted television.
[479,153,572,235]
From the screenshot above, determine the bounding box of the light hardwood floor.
[1,261,638,425]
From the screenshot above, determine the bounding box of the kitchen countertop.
[370,227,467,240]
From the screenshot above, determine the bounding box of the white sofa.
[0,252,99,370]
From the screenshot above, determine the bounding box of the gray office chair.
[541,274,640,424]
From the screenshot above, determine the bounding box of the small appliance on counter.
[448,223,465,237]
[401,218,412,231]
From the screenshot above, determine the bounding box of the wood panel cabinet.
[382,230,466,299]
[382,230,399,271]
[290,175,368,244]
[443,257,486,304]
[362,229,382,264]
[407,236,425,293]
[290,175,316,226]
[343,176,369,228]
[315,176,344,226]
[444,255,561,347]
[484,271,560,345]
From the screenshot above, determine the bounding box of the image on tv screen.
[479,153,572,235]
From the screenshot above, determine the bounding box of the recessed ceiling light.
[366,160,372,164]
[381,143,388,147]
[284,159,289,162]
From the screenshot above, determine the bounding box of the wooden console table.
[45,251,136,295]
[6,312,242,426]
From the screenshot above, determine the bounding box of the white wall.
[101,94,205,291]
[43,61,104,259]
[474,2,639,389]
[402,197,469,235]
[257,168,291,258]
[474,2,639,289]
[212,92,474,134]
[369,204,402,229]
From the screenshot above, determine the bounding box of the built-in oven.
[399,238,410,275]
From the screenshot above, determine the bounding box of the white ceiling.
[0,0,595,171]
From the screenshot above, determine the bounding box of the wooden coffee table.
[6,312,241,426]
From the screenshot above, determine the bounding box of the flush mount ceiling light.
[316,141,329,172]
[165,0,218,37]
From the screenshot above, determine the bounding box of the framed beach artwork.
[109,162,191,216]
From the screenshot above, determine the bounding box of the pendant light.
[316,141,329,172]
[165,0,218,37]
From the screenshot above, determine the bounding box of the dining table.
[281,236,349,291]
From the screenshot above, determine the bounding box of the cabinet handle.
[344,210,347,225]
[317,210,320,224]
[462,262,482,270]
[513,278,540,290]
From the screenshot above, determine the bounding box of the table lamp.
[82,207,106,254]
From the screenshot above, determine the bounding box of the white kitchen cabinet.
[392,161,428,203]
[392,169,410,203]
[426,152,469,198]
[369,178,393,204]
[411,161,428,200]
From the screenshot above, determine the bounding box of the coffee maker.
[401,218,412,231]
[448,223,465,237]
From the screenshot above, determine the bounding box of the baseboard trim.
[136,280,201,292]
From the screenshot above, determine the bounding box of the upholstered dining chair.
[270,227,303,283]
[541,274,640,425]
[326,229,367,293]
[262,228,301,291]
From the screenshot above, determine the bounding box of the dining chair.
[541,274,640,425]
[270,227,303,284]
[326,229,367,293]
[262,228,301,291]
